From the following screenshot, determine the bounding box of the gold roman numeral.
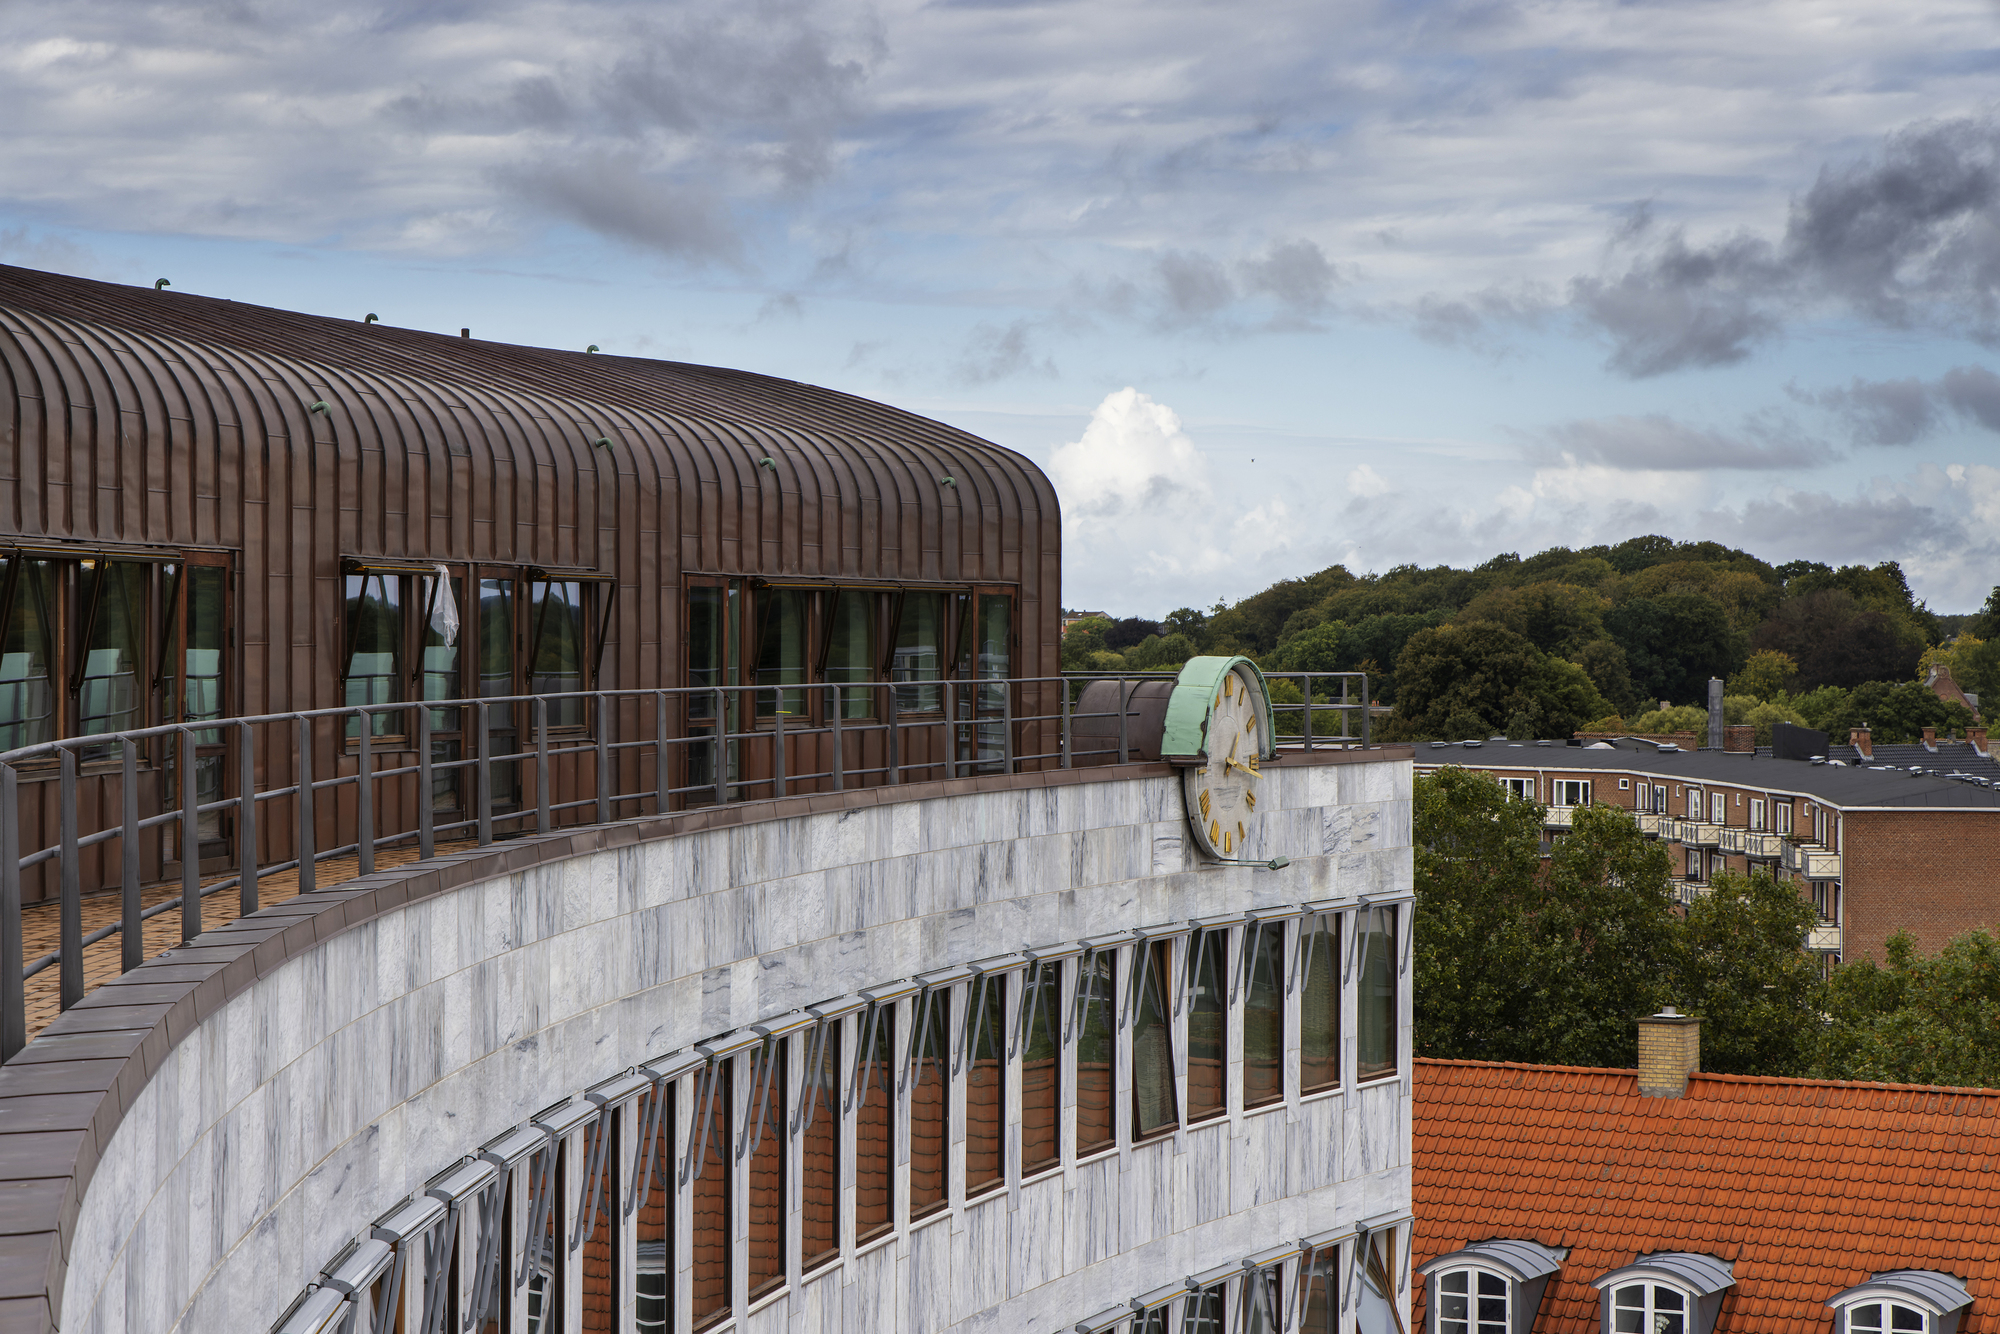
[1245,791,1257,811]
[1199,789,1212,818]
[1210,819,1221,846]
[1223,829,1234,854]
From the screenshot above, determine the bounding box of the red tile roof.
[1414,1058,2000,1334]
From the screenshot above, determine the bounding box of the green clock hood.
[1159,656,1275,763]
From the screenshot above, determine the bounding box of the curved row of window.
[275,900,1409,1334]
[1422,1244,1970,1334]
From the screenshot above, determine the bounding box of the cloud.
[1346,463,1390,498]
[1533,412,1833,471]
[954,319,1057,384]
[1154,251,1235,323]
[1238,239,1339,316]
[1805,364,2000,445]
[498,153,744,264]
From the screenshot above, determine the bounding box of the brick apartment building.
[1415,727,2000,964]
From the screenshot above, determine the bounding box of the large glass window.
[801,1025,840,1272]
[528,579,588,728]
[343,573,403,737]
[1074,950,1116,1157]
[1613,1285,1686,1334]
[754,589,808,719]
[1185,929,1227,1123]
[1019,960,1063,1177]
[76,560,148,753]
[822,589,874,719]
[909,988,950,1220]
[746,1040,786,1302]
[965,973,1006,1198]
[1242,921,1286,1110]
[419,572,464,811]
[854,1004,896,1245]
[1301,913,1341,1094]
[1358,905,1399,1082]
[1131,940,1178,1140]
[0,558,56,752]
[892,593,943,712]
[690,1062,731,1330]
[1439,1271,1508,1334]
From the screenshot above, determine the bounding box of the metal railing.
[0,670,1373,1060]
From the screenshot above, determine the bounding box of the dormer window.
[1613,1282,1687,1334]
[1592,1254,1733,1334]
[1420,1240,1565,1334]
[1830,1271,1972,1334]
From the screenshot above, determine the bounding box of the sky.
[4,0,2000,618]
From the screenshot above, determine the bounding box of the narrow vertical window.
[854,1005,896,1245]
[633,1081,673,1334]
[892,593,943,712]
[690,1063,731,1330]
[478,577,521,809]
[1244,1265,1283,1334]
[822,590,875,718]
[1358,1229,1404,1334]
[800,1025,840,1272]
[746,1040,786,1301]
[75,560,148,753]
[0,558,57,751]
[161,562,229,845]
[686,583,725,796]
[524,1141,563,1334]
[420,571,463,812]
[1018,960,1063,1177]
[1357,906,1399,1082]
[1303,1246,1340,1334]
[1074,950,1116,1156]
[343,572,403,737]
[579,1111,617,1332]
[1131,940,1178,1140]
[1242,921,1286,1110]
[1185,929,1227,1123]
[964,973,1006,1197]
[528,579,588,727]
[1184,1283,1228,1333]
[753,589,808,719]
[1300,913,1341,1094]
[909,989,950,1219]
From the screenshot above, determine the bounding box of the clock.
[1159,657,1275,861]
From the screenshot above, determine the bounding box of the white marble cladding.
[61,758,1412,1334]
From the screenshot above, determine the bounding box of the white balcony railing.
[1807,923,1843,953]
[1546,806,1575,829]
[1782,842,1843,879]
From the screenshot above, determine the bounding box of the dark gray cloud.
[1132,239,1340,331]
[1238,239,1338,315]
[954,319,1057,383]
[496,154,743,264]
[1805,364,2000,445]
[1154,251,1235,322]
[1534,411,1832,471]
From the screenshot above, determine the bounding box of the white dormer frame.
[1829,1272,1973,1334]
[1418,1239,1565,1334]
[1591,1254,1734,1334]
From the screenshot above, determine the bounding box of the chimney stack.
[1921,726,1938,752]
[1707,678,1724,751]
[1723,725,1754,753]
[1850,727,1872,761]
[1638,1007,1701,1097]
[1973,727,1990,759]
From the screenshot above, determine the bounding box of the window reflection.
[529,579,587,727]
[1300,914,1341,1094]
[77,561,148,754]
[754,589,808,718]
[854,1005,896,1245]
[1019,961,1063,1177]
[801,1026,841,1272]
[909,989,950,1219]
[343,573,403,738]
[1075,951,1116,1156]
[892,593,943,712]
[822,589,874,718]
[1358,906,1399,1082]
[747,1040,786,1301]
[1131,940,1177,1139]
[965,974,1006,1197]
[634,1082,672,1334]
[690,1063,731,1330]
[1242,922,1285,1110]
[1185,929,1227,1124]
[0,558,56,751]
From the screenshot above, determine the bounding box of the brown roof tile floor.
[18,846,431,1043]
[1415,1058,2000,1334]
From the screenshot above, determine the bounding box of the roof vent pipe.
[1707,678,1723,751]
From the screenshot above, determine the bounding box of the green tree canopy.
[1671,870,1823,1075]
[1605,592,1748,706]
[1388,623,1611,741]
[1815,930,2000,1087]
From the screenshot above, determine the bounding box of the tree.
[1753,590,1926,689]
[1728,649,1799,700]
[1388,623,1611,741]
[1815,930,2000,1087]
[1059,617,1112,671]
[1670,870,1823,1075]
[1605,593,1747,706]
[1574,639,1640,717]
[1104,617,1163,651]
[1270,621,1346,673]
[1832,680,1977,743]
[1164,607,1209,644]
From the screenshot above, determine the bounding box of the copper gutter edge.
[0,746,1408,1334]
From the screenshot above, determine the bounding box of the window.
[746,1040,786,1301]
[1613,1285,1686,1334]
[1619,778,1631,791]
[1183,1283,1228,1334]
[964,972,1006,1197]
[1300,913,1340,1095]
[690,1062,731,1330]
[1553,780,1591,807]
[524,1140,563,1333]
[1019,959,1063,1176]
[0,557,57,751]
[418,572,464,813]
[1499,777,1533,801]
[75,561,149,755]
[343,572,404,737]
[909,988,949,1219]
[1243,1263,1284,1334]
[1241,921,1285,1110]
[634,1081,673,1331]
[1710,793,1724,823]
[1358,1228,1405,1334]
[892,592,944,712]
[1438,1271,1508,1334]
[1075,950,1116,1156]
[1686,789,1701,818]
[1357,906,1399,1082]
[1750,799,1765,831]
[753,588,808,719]
[528,578,590,727]
[822,589,875,719]
[1130,940,1177,1140]
[800,1024,840,1272]
[1301,1244,1342,1334]
[1848,1306,1927,1334]
[1686,849,1700,879]
[1184,929,1227,1123]
[579,1108,617,1331]
[1776,801,1792,836]
[854,1003,895,1245]
[1653,785,1666,815]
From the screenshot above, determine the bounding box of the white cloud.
[1345,463,1390,498]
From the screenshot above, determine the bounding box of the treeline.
[1418,768,2000,1086]
[1065,534,1994,743]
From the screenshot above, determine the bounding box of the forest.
[1063,534,1993,743]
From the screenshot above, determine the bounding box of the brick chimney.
[1922,726,1938,752]
[1850,727,1872,760]
[1974,726,1990,759]
[1723,725,1754,753]
[1638,1007,1701,1097]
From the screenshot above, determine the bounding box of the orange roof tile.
[1415,1059,2000,1334]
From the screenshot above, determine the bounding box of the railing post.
[713,687,728,806]
[945,681,958,781]
[1341,677,1351,745]
[1061,680,1072,769]
[772,689,787,800]
[1,764,25,1060]
[178,730,201,943]
[1001,681,1015,775]
[535,698,551,835]
[595,694,611,825]
[655,691,671,815]
[237,721,258,916]
[417,705,435,861]
[1361,674,1372,748]
[476,702,493,846]
[887,685,900,785]
[297,716,316,894]
[58,749,82,1007]
[122,739,142,973]
[829,686,844,793]
[355,713,374,877]
[1117,676,1129,765]
[1301,675,1314,752]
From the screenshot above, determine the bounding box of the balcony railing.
[0,670,1375,1061]
[1636,812,1664,837]
[1546,806,1576,829]
[1688,822,1724,848]
[1781,841,1842,880]
[1807,923,1843,953]
[1674,879,1711,907]
[1741,830,1784,859]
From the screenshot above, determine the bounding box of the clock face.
[1182,664,1265,860]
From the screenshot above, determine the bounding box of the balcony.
[1718,827,1745,854]
[1636,812,1664,837]
[1657,817,1683,843]
[1674,879,1712,907]
[1741,831,1784,860]
[1688,822,1724,848]
[1546,805,1575,829]
[1782,842,1843,879]
[1807,923,1843,953]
